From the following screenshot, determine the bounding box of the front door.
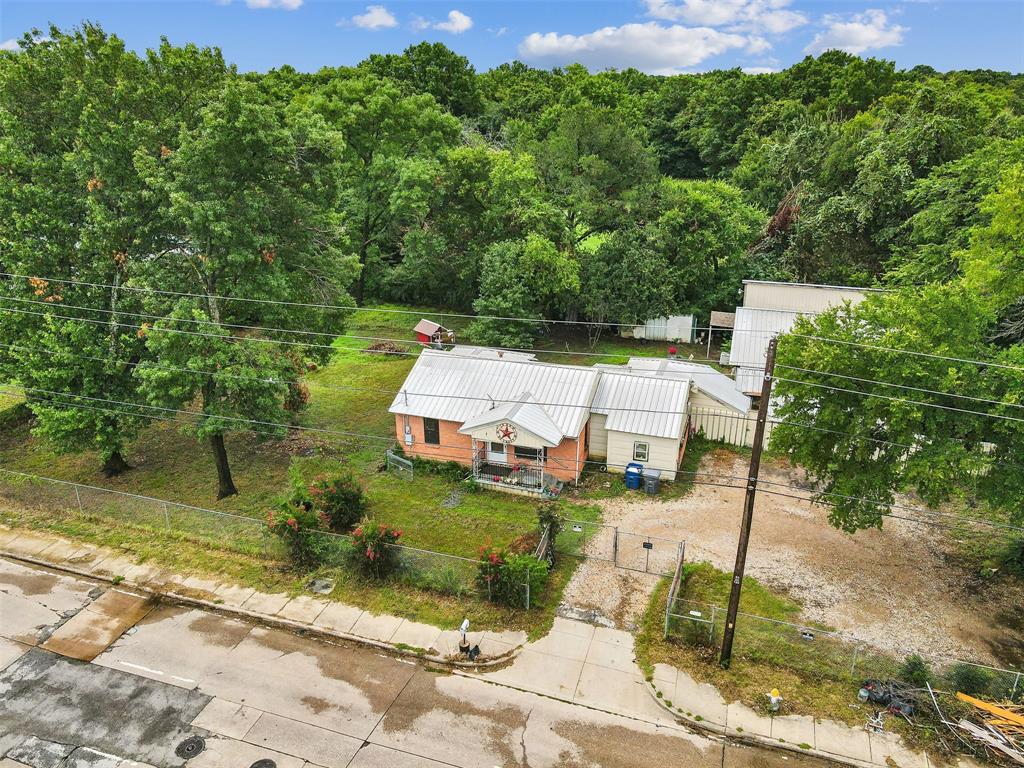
[487,441,507,464]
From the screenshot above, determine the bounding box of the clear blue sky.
[2,1,1021,75]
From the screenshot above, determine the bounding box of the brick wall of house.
[394,414,474,465]
[394,414,587,483]
[545,426,586,482]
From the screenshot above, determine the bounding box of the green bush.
[947,662,993,696]
[899,654,933,687]
[308,472,366,532]
[267,502,329,567]
[476,543,548,607]
[351,521,402,578]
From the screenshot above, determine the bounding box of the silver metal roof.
[448,345,537,362]
[458,392,562,446]
[591,371,689,439]
[729,307,803,371]
[389,349,598,440]
[625,357,751,413]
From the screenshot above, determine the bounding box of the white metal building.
[619,315,696,343]
[729,280,881,396]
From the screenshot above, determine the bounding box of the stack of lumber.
[955,692,1024,765]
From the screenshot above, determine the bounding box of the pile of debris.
[363,341,409,357]
[952,693,1024,765]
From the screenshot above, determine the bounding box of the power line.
[5,272,1019,373]
[773,375,1024,425]
[9,340,1020,469]
[0,270,763,332]
[0,303,727,365]
[5,297,1023,415]
[774,364,1024,411]
[0,342,696,417]
[4,384,1020,535]
[788,332,1024,374]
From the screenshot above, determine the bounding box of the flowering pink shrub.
[267,502,327,567]
[351,521,402,577]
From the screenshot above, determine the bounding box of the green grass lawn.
[0,301,609,558]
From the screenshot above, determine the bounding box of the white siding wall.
[588,413,609,458]
[606,430,680,481]
[688,405,776,448]
[619,315,695,343]
[743,282,870,313]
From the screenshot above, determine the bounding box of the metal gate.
[560,520,683,576]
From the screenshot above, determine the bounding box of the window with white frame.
[633,441,649,462]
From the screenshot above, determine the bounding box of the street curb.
[1,547,522,672]
[642,676,879,768]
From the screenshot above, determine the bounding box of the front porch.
[471,454,563,498]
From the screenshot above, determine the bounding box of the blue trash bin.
[624,462,644,490]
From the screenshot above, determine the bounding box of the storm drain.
[175,736,206,760]
[250,760,276,768]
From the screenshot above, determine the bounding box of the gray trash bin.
[643,468,661,495]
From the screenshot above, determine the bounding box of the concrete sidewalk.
[0,527,525,662]
[0,526,983,768]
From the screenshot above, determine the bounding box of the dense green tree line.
[0,24,1021,511]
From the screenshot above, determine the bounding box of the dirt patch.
[570,450,1023,663]
[559,559,658,629]
[552,720,719,768]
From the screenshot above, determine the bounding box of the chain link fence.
[665,567,1023,701]
[557,518,683,576]
[0,468,535,608]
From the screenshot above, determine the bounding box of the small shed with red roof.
[413,318,453,345]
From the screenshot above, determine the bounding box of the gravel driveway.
[561,448,1021,663]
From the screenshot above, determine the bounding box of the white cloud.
[519,22,748,74]
[246,0,303,9]
[805,9,905,54]
[434,9,473,34]
[644,0,807,34]
[350,5,398,29]
[742,66,777,74]
[0,38,19,51]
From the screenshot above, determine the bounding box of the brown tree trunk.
[101,450,132,477]
[209,433,238,499]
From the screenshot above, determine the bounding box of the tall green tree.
[361,42,482,117]
[528,103,657,254]
[771,284,998,532]
[0,26,227,475]
[470,235,579,348]
[308,75,460,304]
[135,78,353,498]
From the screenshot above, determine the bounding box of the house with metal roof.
[588,370,691,481]
[388,348,711,494]
[390,349,599,495]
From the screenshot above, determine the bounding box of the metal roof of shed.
[729,307,804,371]
[591,371,689,439]
[389,349,598,440]
[413,319,446,335]
[625,357,751,412]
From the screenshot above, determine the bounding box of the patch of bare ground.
[566,448,1024,664]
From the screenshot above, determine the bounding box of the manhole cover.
[175,736,205,759]
[250,760,276,768]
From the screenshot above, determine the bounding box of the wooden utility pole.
[720,335,778,668]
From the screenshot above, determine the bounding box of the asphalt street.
[0,556,836,768]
